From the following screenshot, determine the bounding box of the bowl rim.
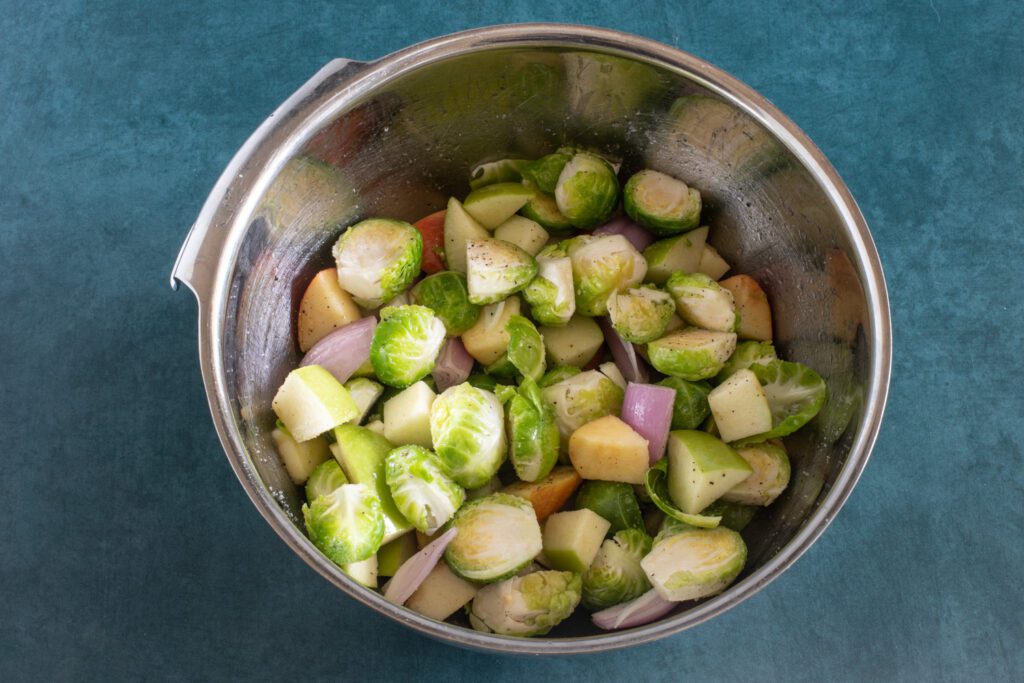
[176,22,892,655]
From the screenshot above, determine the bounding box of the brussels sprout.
[466,238,538,305]
[541,370,625,443]
[648,329,737,381]
[623,169,702,236]
[522,151,572,194]
[519,180,575,232]
[506,315,546,381]
[644,459,722,529]
[701,499,758,532]
[657,377,712,430]
[484,354,518,380]
[469,158,531,190]
[714,340,778,384]
[305,459,348,502]
[567,234,647,316]
[466,373,499,392]
[554,152,620,228]
[538,365,581,388]
[523,250,575,326]
[721,442,790,506]
[370,305,447,388]
[444,493,543,582]
[582,529,653,610]
[641,526,747,602]
[384,445,465,534]
[607,285,676,343]
[733,360,827,445]
[469,570,582,636]
[507,378,559,482]
[332,218,423,309]
[302,483,385,565]
[575,481,644,534]
[666,272,737,333]
[410,271,481,336]
[429,383,507,489]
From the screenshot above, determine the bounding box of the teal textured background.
[2,1,1022,680]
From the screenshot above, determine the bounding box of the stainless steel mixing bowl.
[171,24,891,654]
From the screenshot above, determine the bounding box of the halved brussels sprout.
[732,360,827,445]
[466,238,538,305]
[648,329,737,381]
[522,151,573,194]
[657,377,712,430]
[384,445,465,534]
[507,378,559,483]
[623,169,702,236]
[370,305,447,388]
[541,369,625,443]
[722,442,791,506]
[607,285,676,343]
[302,482,384,565]
[582,529,653,610]
[410,271,481,336]
[714,340,778,384]
[429,383,507,489]
[641,526,747,602]
[506,315,546,381]
[567,234,647,316]
[538,365,581,388]
[444,492,543,582]
[666,272,737,332]
[554,152,620,228]
[332,218,423,309]
[575,480,644,534]
[519,181,574,232]
[469,570,582,636]
[523,249,575,326]
[304,458,348,502]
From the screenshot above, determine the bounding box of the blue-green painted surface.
[1,1,1021,680]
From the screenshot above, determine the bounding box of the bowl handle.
[170,58,366,301]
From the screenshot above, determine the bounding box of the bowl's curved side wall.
[190,24,890,654]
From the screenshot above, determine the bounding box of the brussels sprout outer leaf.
[732,360,827,445]
[644,460,721,528]
[506,315,547,381]
[574,481,644,534]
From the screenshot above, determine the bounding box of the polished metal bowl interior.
[172,24,890,654]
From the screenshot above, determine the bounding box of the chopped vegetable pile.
[270,148,827,636]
